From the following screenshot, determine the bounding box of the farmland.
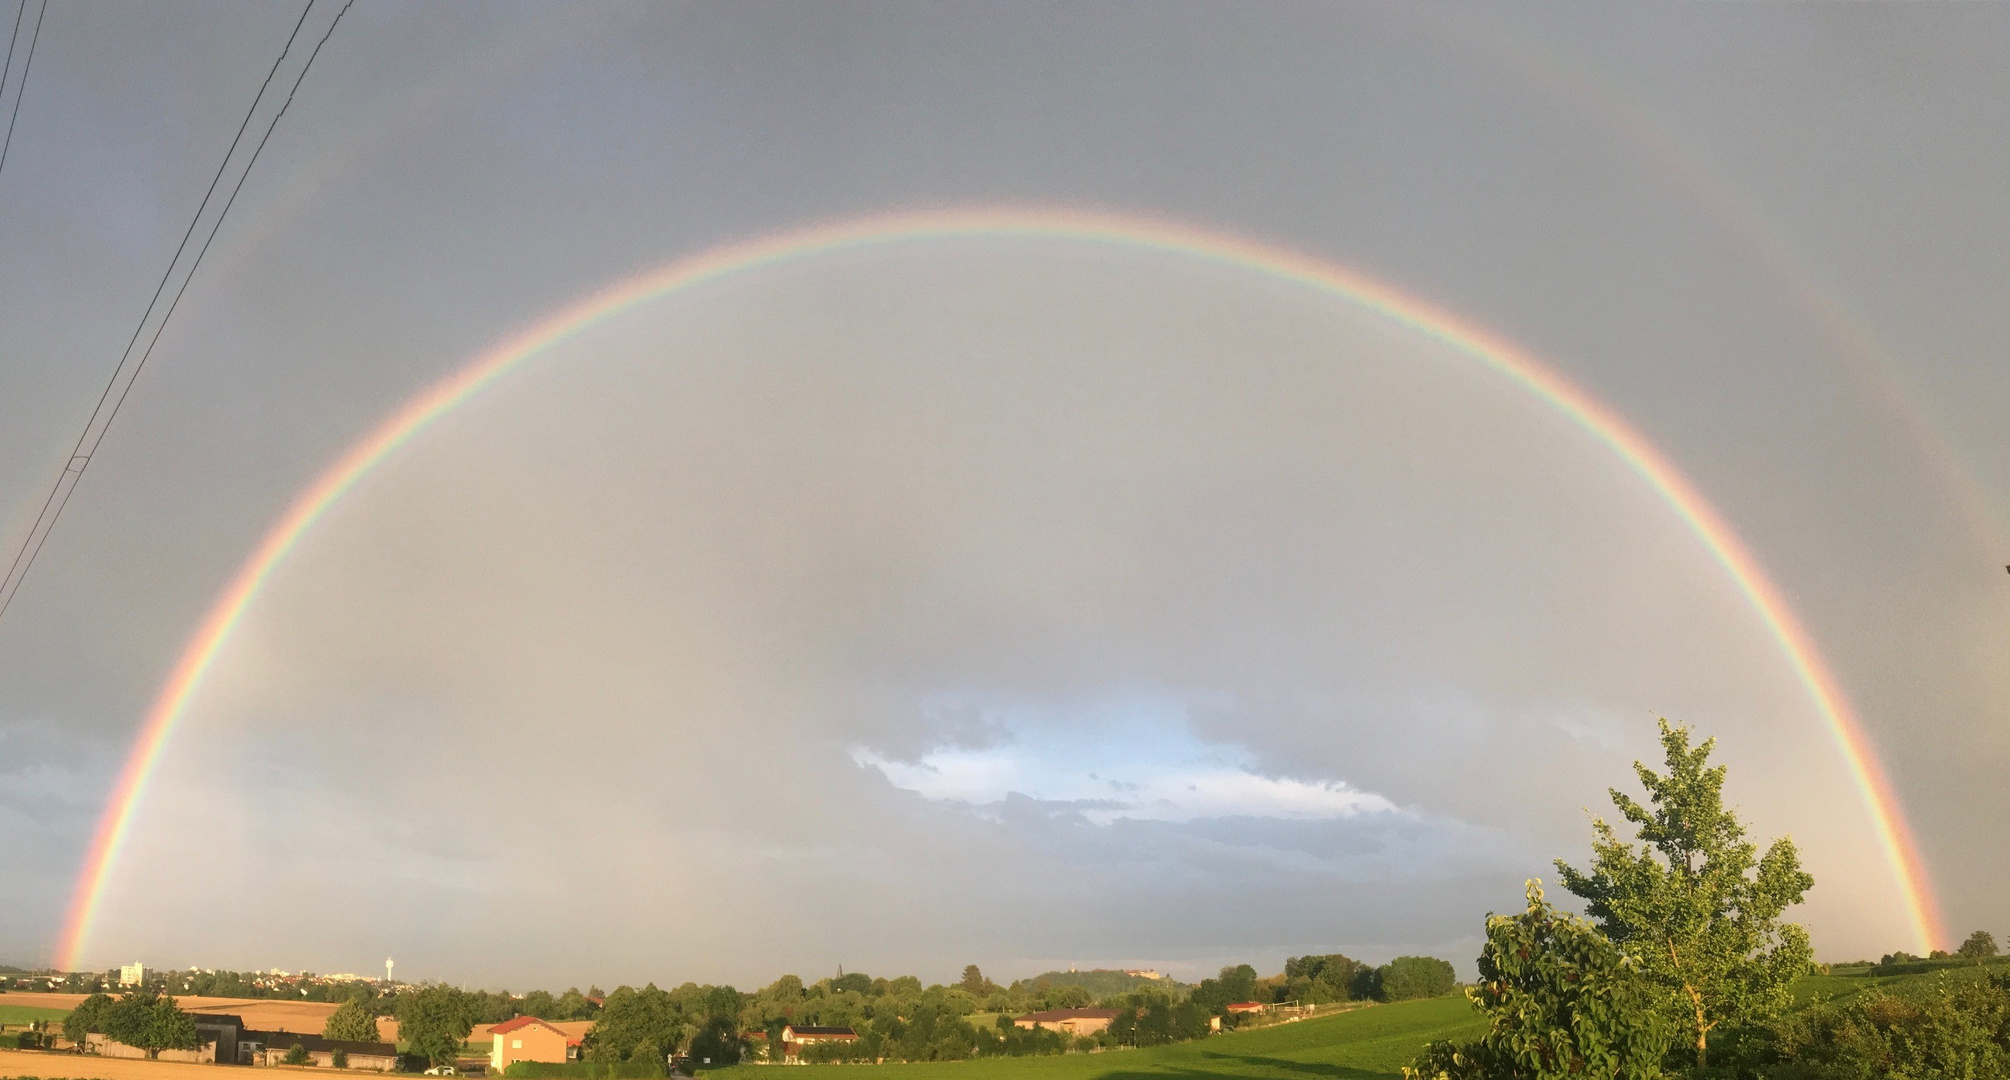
[711,996,1486,1080]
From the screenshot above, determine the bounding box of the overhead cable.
[0,0,47,181]
[0,0,354,621]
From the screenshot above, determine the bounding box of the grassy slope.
[708,997,1485,1080]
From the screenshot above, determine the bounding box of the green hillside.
[709,996,1485,1080]
[1009,971,1190,999]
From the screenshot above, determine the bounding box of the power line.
[0,0,46,180]
[0,0,354,622]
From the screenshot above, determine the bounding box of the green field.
[708,997,1486,1080]
[0,1006,68,1025]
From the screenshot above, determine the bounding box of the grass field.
[0,1008,68,1026]
[709,997,1486,1080]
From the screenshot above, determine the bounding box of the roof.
[1016,1009,1122,1022]
[491,1016,567,1036]
[784,1026,859,1037]
[1225,1002,1266,1010]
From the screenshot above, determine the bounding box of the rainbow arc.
[52,207,1943,968]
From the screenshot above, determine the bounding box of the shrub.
[285,1043,312,1066]
[1379,957,1457,1002]
[331,1050,349,1069]
[1407,882,1670,1080]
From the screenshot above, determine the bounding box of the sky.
[0,2,2007,990]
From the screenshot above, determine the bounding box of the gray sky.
[1,2,2007,988]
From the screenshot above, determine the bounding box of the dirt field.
[0,1048,333,1080]
[0,997,340,1036]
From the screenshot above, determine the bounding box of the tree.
[323,1000,381,1043]
[285,1042,312,1065]
[331,1049,349,1069]
[1406,881,1671,1080]
[398,986,476,1068]
[1378,957,1457,1002]
[582,984,680,1063]
[1959,931,2000,963]
[959,965,990,997]
[63,992,114,1047]
[1555,719,1814,1070]
[103,991,198,1060]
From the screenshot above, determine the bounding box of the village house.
[488,1016,584,1071]
[778,1025,858,1063]
[1012,1008,1122,1037]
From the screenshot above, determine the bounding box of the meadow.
[710,996,1487,1080]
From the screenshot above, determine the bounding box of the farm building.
[1013,1008,1122,1036]
[251,1031,401,1070]
[779,1025,858,1062]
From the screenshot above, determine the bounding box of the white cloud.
[852,699,1396,823]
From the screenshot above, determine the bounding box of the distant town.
[0,952,1457,1073]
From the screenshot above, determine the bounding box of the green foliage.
[686,1015,742,1066]
[1407,882,1671,1080]
[1283,953,1372,1004]
[331,1049,349,1069]
[1008,970,1187,1001]
[398,986,478,1067]
[1957,931,1999,963]
[959,966,997,998]
[323,999,382,1043]
[285,1042,313,1066]
[62,992,113,1046]
[101,991,198,1060]
[1555,719,1814,1070]
[1378,958,1458,1003]
[517,988,600,1022]
[1762,974,2010,1078]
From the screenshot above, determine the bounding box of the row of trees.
[61,991,198,1059]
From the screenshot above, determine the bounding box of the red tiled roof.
[491,1016,564,1036]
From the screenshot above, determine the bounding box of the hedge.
[503,1062,665,1079]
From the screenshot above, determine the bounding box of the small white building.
[119,962,148,987]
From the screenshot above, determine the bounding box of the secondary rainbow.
[52,206,1943,968]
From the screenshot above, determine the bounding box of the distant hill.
[1008,969,1191,999]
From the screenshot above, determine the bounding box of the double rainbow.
[51,206,1943,968]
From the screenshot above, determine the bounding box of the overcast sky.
[2,3,2007,989]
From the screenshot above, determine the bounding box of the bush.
[285,1043,312,1066]
[1379,957,1458,1002]
[331,1050,348,1069]
[1761,975,2010,1078]
[1407,882,1669,1080]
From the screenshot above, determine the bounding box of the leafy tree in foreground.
[1379,957,1458,1002]
[1406,881,1670,1080]
[63,992,114,1047]
[399,985,476,1068]
[1555,719,1814,1070]
[323,999,382,1043]
[1958,931,2000,963]
[103,991,198,1060]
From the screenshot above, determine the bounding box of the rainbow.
[51,205,1944,968]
